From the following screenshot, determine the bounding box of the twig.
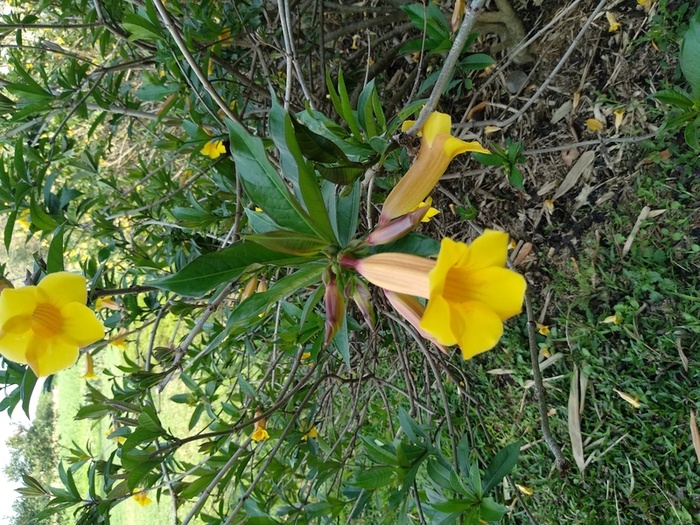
[404,0,488,136]
[524,293,569,473]
[150,0,242,126]
[472,0,609,130]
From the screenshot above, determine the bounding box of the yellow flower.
[106,427,126,444]
[0,272,105,376]
[80,352,98,380]
[606,11,621,32]
[345,231,526,359]
[132,489,152,507]
[251,426,269,442]
[379,112,488,224]
[95,296,121,311]
[251,410,269,442]
[602,314,622,325]
[414,197,440,223]
[299,420,318,441]
[536,323,550,336]
[200,140,226,159]
[301,352,311,360]
[110,330,128,348]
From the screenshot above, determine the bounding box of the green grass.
[463,160,700,524]
[54,344,206,525]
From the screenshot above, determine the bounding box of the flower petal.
[0,329,32,364]
[422,112,452,147]
[25,336,80,377]
[61,303,105,346]
[450,267,526,320]
[385,291,446,352]
[441,135,490,157]
[0,287,37,328]
[462,230,510,270]
[451,301,504,359]
[428,238,466,298]
[354,253,433,298]
[421,294,458,346]
[38,272,87,307]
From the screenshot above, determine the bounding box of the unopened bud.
[347,279,375,330]
[367,204,430,245]
[240,275,258,301]
[323,268,346,347]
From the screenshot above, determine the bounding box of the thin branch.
[471,0,608,130]
[524,293,569,473]
[404,0,488,136]
[150,0,242,126]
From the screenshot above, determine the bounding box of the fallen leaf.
[561,147,580,167]
[553,150,595,200]
[573,91,581,111]
[466,100,488,120]
[586,118,605,132]
[691,410,700,463]
[484,125,502,135]
[568,365,586,474]
[622,205,651,258]
[544,199,555,213]
[676,337,688,372]
[606,12,621,32]
[516,484,533,495]
[614,389,641,408]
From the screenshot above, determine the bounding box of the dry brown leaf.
[561,148,580,167]
[513,242,532,266]
[466,100,488,120]
[676,337,689,372]
[622,205,651,258]
[551,100,573,124]
[553,150,595,200]
[568,364,586,474]
[691,410,700,464]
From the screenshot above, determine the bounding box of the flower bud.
[347,278,375,330]
[323,268,346,347]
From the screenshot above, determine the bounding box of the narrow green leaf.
[360,435,399,466]
[138,406,165,434]
[684,121,699,150]
[246,230,330,257]
[19,368,38,419]
[357,79,378,138]
[227,119,321,237]
[349,466,395,489]
[337,69,362,137]
[227,265,324,330]
[461,53,496,71]
[179,473,216,500]
[150,242,312,296]
[651,88,695,109]
[482,442,520,493]
[479,497,509,522]
[332,314,350,366]
[268,99,336,241]
[47,224,65,273]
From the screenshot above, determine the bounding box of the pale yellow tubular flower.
[0,272,105,376]
[80,352,98,380]
[384,291,446,353]
[379,112,488,224]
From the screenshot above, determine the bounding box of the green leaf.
[29,197,58,231]
[47,224,65,273]
[316,164,365,185]
[332,313,350,366]
[430,499,475,513]
[349,466,396,489]
[359,435,399,466]
[227,119,322,237]
[138,406,165,434]
[472,151,505,167]
[227,265,324,330]
[479,497,509,522]
[684,120,699,150]
[246,231,330,257]
[651,88,695,109]
[150,242,312,296]
[179,473,216,500]
[268,99,336,241]
[58,463,80,499]
[20,367,38,419]
[327,179,360,247]
[398,407,428,444]
[325,68,362,137]
[461,53,496,71]
[357,79,379,138]
[482,442,520,493]
[680,6,700,94]
[122,13,164,42]
[291,117,349,163]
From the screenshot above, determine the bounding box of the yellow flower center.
[32,303,63,339]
